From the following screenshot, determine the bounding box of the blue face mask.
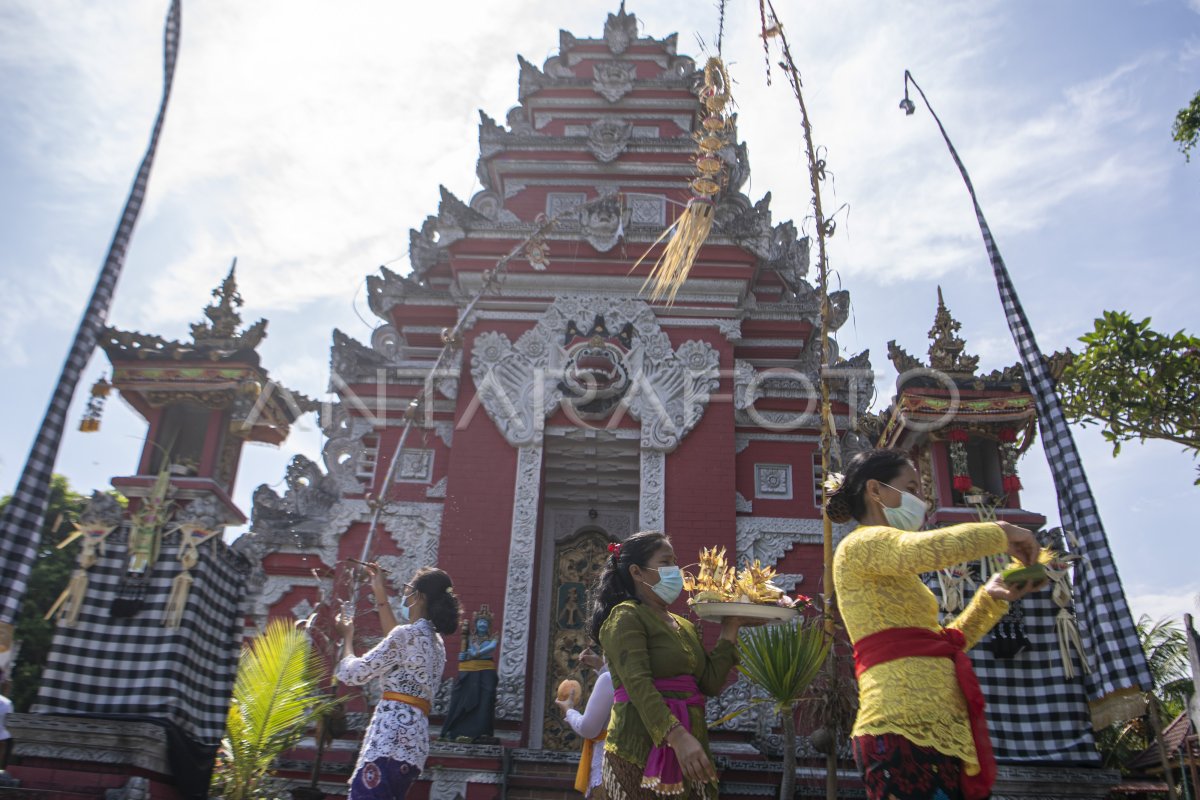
[646,565,684,604]
[398,595,412,623]
[880,483,927,532]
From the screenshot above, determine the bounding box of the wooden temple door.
[541,528,611,751]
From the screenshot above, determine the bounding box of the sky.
[0,1,1197,628]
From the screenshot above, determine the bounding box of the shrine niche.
[541,529,610,752]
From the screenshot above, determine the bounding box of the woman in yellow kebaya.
[830,449,1044,800]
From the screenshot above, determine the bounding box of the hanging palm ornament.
[635,57,733,304]
[78,374,112,433]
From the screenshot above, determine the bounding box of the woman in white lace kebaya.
[336,565,461,800]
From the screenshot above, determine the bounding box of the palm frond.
[737,619,831,711]
[216,620,340,800]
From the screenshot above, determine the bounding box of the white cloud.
[1127,583,1200,626]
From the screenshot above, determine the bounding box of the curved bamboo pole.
[763,4,840,798]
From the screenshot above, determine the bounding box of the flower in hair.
[607,542,622,557]
[822,472,845,495]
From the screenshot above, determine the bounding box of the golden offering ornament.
[684,546,807,623]
[635,57,733,305]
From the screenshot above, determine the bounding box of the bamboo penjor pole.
[762,4,841,798]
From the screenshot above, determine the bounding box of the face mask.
[398,595,412,623]
[646,565,684,604]
[880,483,927,531]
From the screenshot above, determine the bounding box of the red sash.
[853,626,995,800]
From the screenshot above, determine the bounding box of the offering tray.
[690,601,799,624]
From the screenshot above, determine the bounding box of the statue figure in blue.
[440,605,499,743]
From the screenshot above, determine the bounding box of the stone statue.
[440,605,499,743]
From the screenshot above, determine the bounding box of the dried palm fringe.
[44,569,89,626]
[634,198,716,305]
[1055,608,1091,679]
[163,569,193,629]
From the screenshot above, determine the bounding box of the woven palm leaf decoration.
[636,57,732,304]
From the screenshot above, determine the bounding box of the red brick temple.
[236,8,1115,800]
[4,7,1126,800]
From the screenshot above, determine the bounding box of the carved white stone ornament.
[469,296,721,453]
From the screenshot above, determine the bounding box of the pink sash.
[613,675,705,794]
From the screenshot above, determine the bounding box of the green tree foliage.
[210,620,341,800]
[1058,311,1200,483]
[1172,89,1200,162]
[1095,615,1194,770]
[0,475,88,711]
[734,619,831,800]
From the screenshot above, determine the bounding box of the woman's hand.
[983,572,1047,602]
[365,562,389,599]
[997,521,1039,567]
[718,615,767,643]
[666,726,717,786]
[335,603,355,638]
[554,698,573,716]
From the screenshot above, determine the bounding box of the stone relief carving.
[396,449,434,483]
[604,6,638,54]
[754,463,793,500]
[378,502,444,588]
[320,402,377,493]
[426,476,447,499]
[587,118,633,163]
[593,61,637,103]
[469,296,721,452]
[495,446,543,720]
[735,517,823,569]
[370,324,404,360]
[580,195,630,253]
[735,492,753,514]
[715,318,742,342]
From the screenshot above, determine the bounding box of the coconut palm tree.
[211,620,341,800]
[1096,614,1194,770]
[736,618,832,800]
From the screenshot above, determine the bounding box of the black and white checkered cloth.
[34,526,248,747]
[0,0,180,627]
[906,71,1152,709]
[923,565,1099,763]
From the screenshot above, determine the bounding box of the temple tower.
[6,264,316,799]
[239,7,870,797]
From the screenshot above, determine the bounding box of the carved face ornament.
[559,317,635,418]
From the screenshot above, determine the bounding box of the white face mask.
[879,483,927,531]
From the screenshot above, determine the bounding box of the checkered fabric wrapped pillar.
[905,72,1153,720]
[923,568,1099,761]
[0,0,180,629]
[33,527,248,748]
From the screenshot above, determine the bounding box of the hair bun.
[824,493,854,524]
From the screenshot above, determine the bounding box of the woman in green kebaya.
[590,531,754,800]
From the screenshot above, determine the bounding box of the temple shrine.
[2,7,1137,800]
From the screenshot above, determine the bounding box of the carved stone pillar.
[494,445,543,720]
[639,448,665,531]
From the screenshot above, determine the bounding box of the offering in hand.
[556,678,581,704]
[999,548,1056,588]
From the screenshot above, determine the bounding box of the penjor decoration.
[635,57,732,304]
[0,0,180,672]
[901,69,1152,718]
